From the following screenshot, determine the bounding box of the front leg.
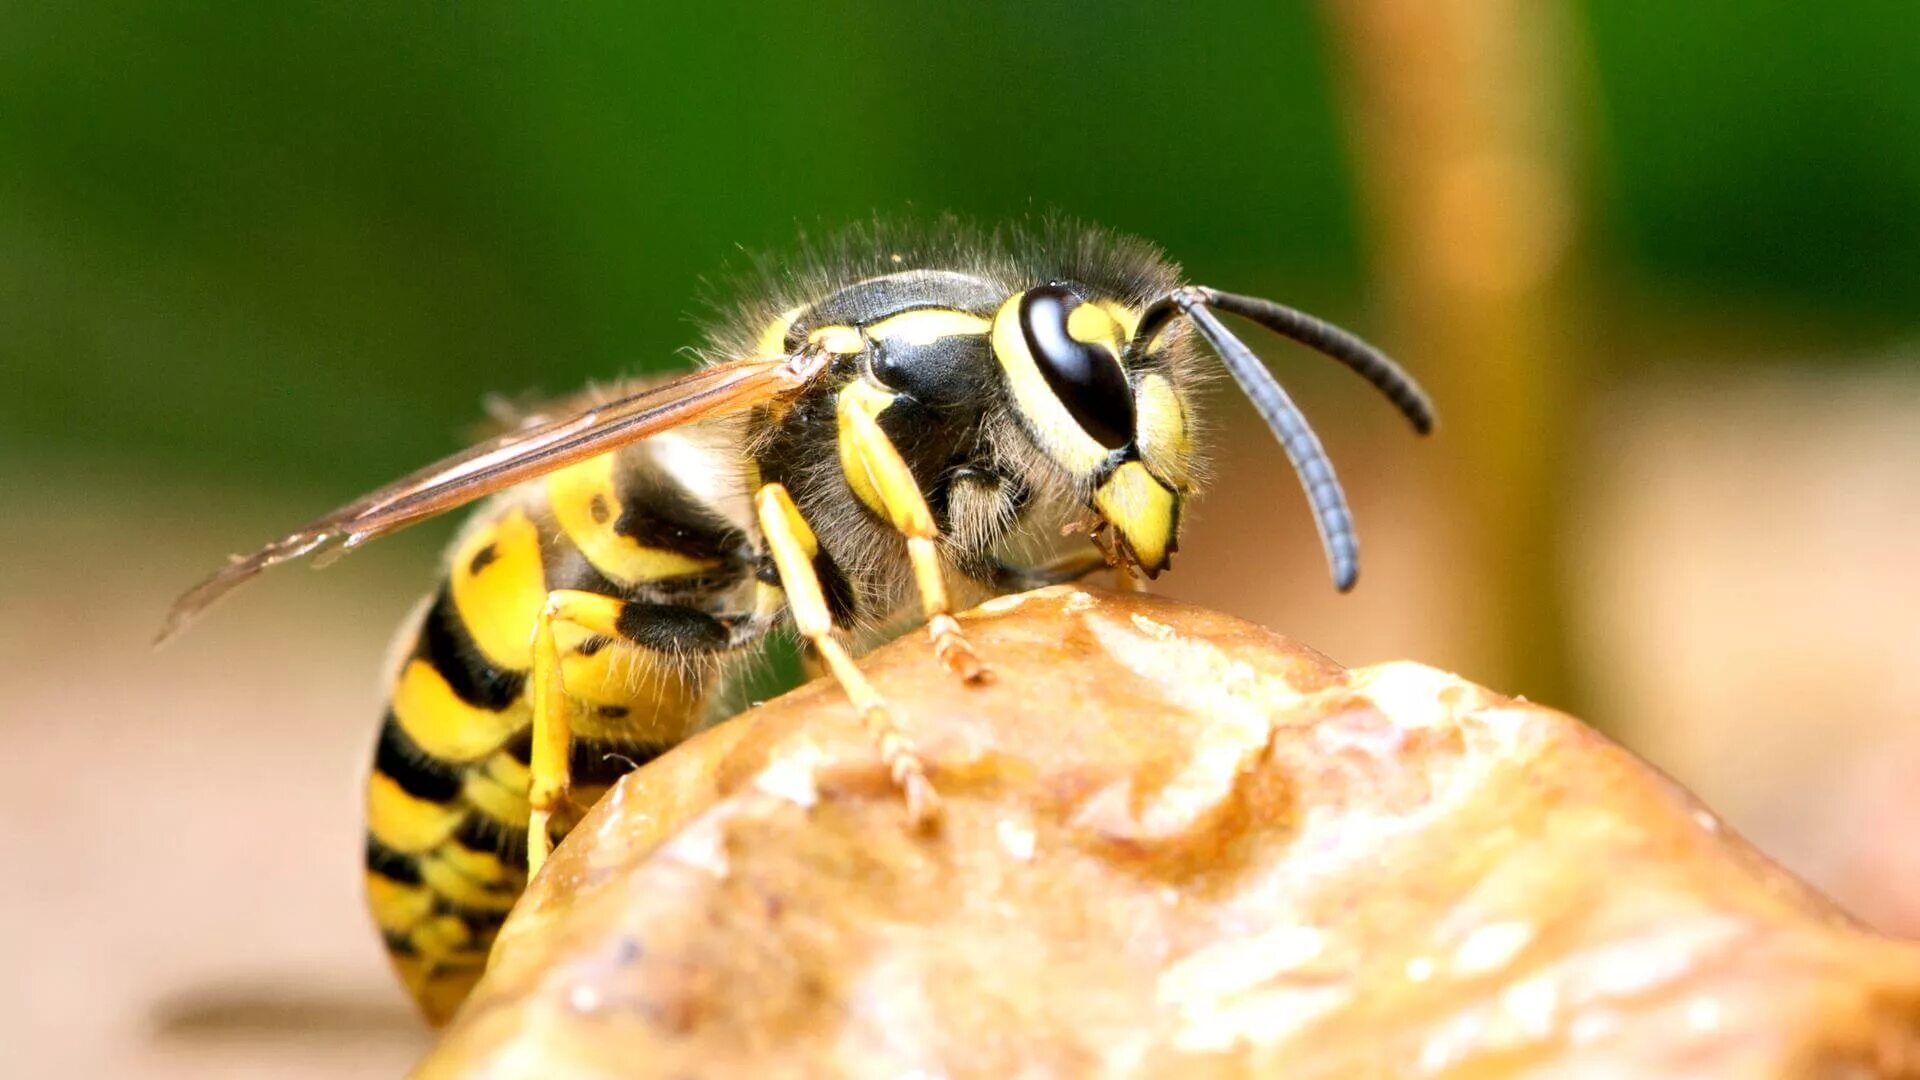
[837,393,989,683]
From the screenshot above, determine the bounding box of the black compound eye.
[1018,285,1135,450]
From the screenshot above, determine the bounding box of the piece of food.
[416,586,1920,1078]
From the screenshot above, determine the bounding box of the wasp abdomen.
[362,437,755,1023]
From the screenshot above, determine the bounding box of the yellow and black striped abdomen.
[363,437,756,1024]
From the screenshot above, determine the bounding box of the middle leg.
[755,482,939,829]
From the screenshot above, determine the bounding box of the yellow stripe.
[547,453,720,586]
[449,507,546,671]
[757,305,806,357]
[410,913,477,958]
[807,324,865,354]
[420,856,519,913]
[367,772,464,852]
[389,956,484,1026]
[435,839,515,888]
[392,658,527,763]
[865,308,990,345]
[365,872,435,934]
[557,643,707,727]
[461,759,530,830]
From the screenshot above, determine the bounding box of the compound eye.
[1018,285,1135,450]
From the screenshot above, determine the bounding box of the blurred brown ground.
[0,490,435,1078]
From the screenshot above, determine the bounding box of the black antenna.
[1131,286,1433,591]
[1197,288,1434,435]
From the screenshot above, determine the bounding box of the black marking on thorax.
[788,269,1004,345]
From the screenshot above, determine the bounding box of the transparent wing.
[159,353,827,643]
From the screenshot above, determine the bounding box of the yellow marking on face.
[547,453,721,586]
[990,294,1111,475]
[461,759,530,829]
[865,308,991,346]
[1094,461,1177,574]
[392,658,527,763]
[449,508,546,671]
[1135,372,1194,489]
[420,857,518,913]
[836,379,900,519]
[1100,301,1143,343]
[1066,302,1125,352]
[757,305,806,357]
[365,872,435,934]
[807,324,865,355]
[366,772,465,852]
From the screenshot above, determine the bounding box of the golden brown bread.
[415,586,1920,1078]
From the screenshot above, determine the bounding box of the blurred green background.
[3,3,1917,1076]
[9,3,1910,485]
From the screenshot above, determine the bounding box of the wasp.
[161,220,1433,1022]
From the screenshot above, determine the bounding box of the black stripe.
[612,476,747,564]
[416,587,527,711]
[432,894,512,931]
[502,727,533,766]
[570,736,668,788]
[795,271,1004,333]
[366,836,423,885]
[754,549,857,624]
[383,927,487,966]
[549,503,748,602]
[373,713,464,803]
[815,548,859,624]
[453,811,528,871]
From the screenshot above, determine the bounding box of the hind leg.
[526,590,734,872]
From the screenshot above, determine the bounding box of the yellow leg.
[837,397,988,683]
[755,483,939,829]
[526,589,627,874]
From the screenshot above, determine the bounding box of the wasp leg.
[526,589,733,873]
[836,397,989,683]
[755,483,940,830]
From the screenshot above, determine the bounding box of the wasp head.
[988,283,1195,577]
